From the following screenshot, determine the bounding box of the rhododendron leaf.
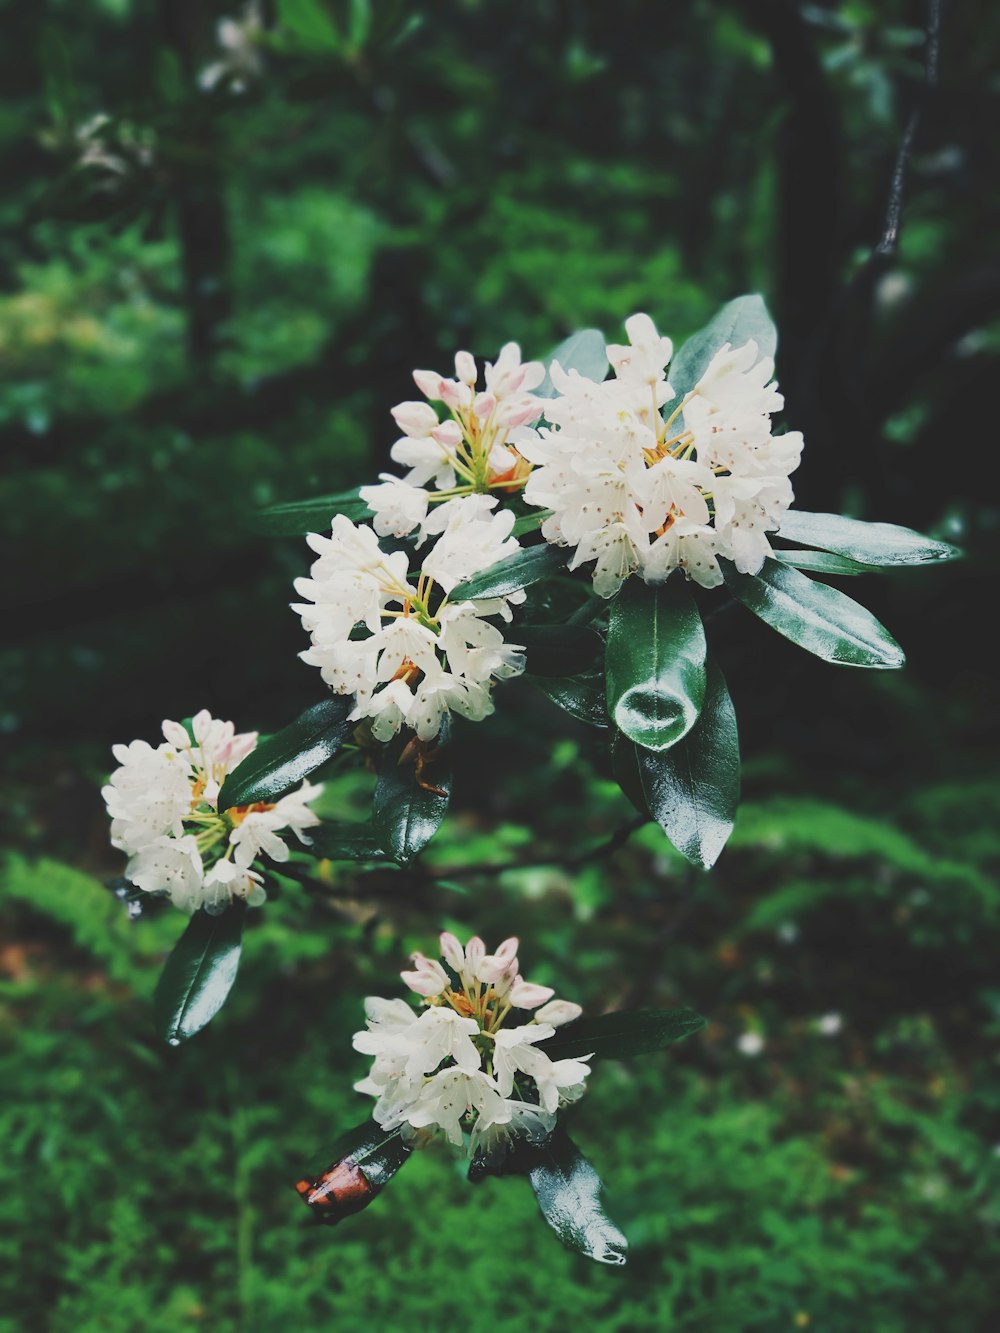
[218,697,355,810]
[612,661,739,868]
[154,904,245,1046]
[517,623,602,677]
[512,508,551,537]
[668,294,778,400]
[253,487,372,536]
[307,822,389,862]
[525,1129,628,1265]
[529,669,609,728]
[373,726,452,865]
[537,1006,707,1061]
[450,543,570,600]
[606,579,707,752]
[536,328,608,398]
[294,1121,412,1227]
[723,559,906,669]
[773,548,875,576]
[776,510,962,566]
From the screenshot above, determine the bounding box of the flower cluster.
[353,933,589,1159]
[103,709,322,913]
[294,496,526,742]
[520,313,803,597]
[359,342,545,540]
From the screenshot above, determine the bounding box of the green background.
[2,2,998,1329]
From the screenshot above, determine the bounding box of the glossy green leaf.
[276,0,342,52]
[537,328,608,398]
[372,726,451,865]
[773,548,874,576]
[516,623,602,677]
[295,1120,412,1226]
[253,487,372,536]
[154,905,246,1046]
[538,1006,707,1062]
[529,669,609,728]
[723,559,905,669]
[512,508,551,537]
[450,543,570,600]
[308,822,388,862]
[218,697,354,810]
[669,294,777,399]
[526,1129,628,1265]
[776,510,962,567]
[606,578,706,752]
[613,661,739,868]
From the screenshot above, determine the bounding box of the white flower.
[102,740,192,853]
[737,1031,765,1057]
[125,835,204,912]
[294,500,525,742]
[362,343,544,541]
[522,312,802,596]
[106,711,323,914]
[352,933,588,1156]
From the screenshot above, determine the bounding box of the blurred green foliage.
[2,0,999,1327]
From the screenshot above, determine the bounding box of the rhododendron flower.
[359,343,545,539]
[293,497,526,741]
[520,312,803,597]
[103,709,322,913]
[352,932,590,1158]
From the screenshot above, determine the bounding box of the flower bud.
[534,999,582,1027]
[473,392,497,421]
[391,400,439,438]
[509,977,555,1009]
[412,369,445,401]
[432,419,463,447]
[161,720,190,749]
[439,931,465,972]
[400,953,448,998]
[454,350,477,386]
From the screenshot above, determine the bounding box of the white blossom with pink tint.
[353,932,589,1159]
[103,711,323,915]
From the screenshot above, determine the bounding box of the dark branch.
[874,0,943,258]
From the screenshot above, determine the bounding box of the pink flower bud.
[391,400,439,437]
[464,936,486,972]
[534,999,582,1027]
[497,397,540,429]
[509,978,556,1009]
[494,936,519,965]
[412,369,445,400]
[161,719,190,749]
[473,392,497,421]
[437,378,468,411]
[454,350,477,386]
[439,931,465,972]
[400,953,448,997]
[432,419,463,447]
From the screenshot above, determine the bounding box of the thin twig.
[874,0,943,258]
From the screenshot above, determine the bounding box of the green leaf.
[776,510,962,567]
[669,294,777,399]
[605,578,706,752]
[529,669,608,728]
[372,726,451,865]
[526,1129,628,1265]
[537,329,608,398]
[218,697,355,810]
[538,1006,707,1062]
[516,623,602,677]
[154,905,246,1046]
[512,508,551,537]
[450,543,570,600]
[253,488,372,537]
[294,1120,412,1226]
[308,822,388,861]
[722,559,905,669]
[613,661,739,868]
[773,548,875,576]
[276,0,342,51]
